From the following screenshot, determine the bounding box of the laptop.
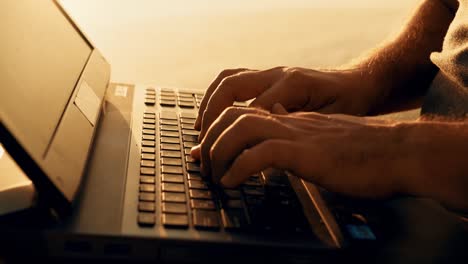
[0,0,378,261]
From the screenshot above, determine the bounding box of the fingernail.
[272,103,288,115]
[190,145,201,159]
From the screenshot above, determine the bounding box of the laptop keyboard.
[137,88,310,233]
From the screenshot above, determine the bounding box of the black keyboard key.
[193,210,220,230]
[143,113,156,119]
[180,118,196,125]
[139,192,155,202]
[182,135,198,142]
[145,99,156,105]
[142,147,155,153]
[138,202,155,212]
[161,157,183,166]
[140,184,155,193]
[225,199,243,209]
[186,163,201,172]
[162,214,188,228]
[141,153,156,160]
[181,124,196,130]
[162,202,188,214]
[161,143,180,151]
[180,112,197,119]
[223,189,241,199]
[138,213,155,226]
[162,183,185,193]
[189,190,213,200]
[161,150,181,158]
[220,209,248,230]
[142,129,155,135]
[179,102,195,108]
[243,187,265,197]
[143,124,156,130]
[160,130,180,138]
[162,192,186,203]
[185,155,197,163]
[140,176,155,184]
[161,166,183,174]
[160,100,176,107]
[162,174,184,183]
[140,167,155,175]
[190,199,216,210]
[184,148,192,155]
[141,160,155,167]
[142,140,155,147]
[142,134,155,141]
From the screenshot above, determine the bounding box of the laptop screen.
[0,0,91,158]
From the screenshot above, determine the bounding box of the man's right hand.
[194,67,378,140]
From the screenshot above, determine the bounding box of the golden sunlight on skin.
[61,0,420,89]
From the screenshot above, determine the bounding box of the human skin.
[191,0,468,211]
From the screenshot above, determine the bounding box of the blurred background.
[61,0,421,90]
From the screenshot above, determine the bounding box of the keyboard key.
[189,190,213,200]
[181,124,196,130]
[220,209,248,230]
[161,137,180,144]
[187,172,203,181]
[142,134,155,141]
[142,129,155,135]
[185,155,197,163]
[180,118,196,125]
[140,176,155,184]
[161,166,183,174]
[142,147,155,154]
[190,199,216,210]
[162,192,186,203]
[145,95,156,100]
[140,167,155,175]
[143,118,156,124]
[243,187,265,197]
[180,112,197,119]
[141,160,155,167]
[141,153,156,160]
[193,210,220,230]
[139,192,155,202]
[162,183,185,193]
[161,158,182,166]
[143,113,156,119]
[179,102,195,108]
[162,214,188,228]
[160,111,177,120]
[142,140,155,147]
[184,148,192,155]
[162,174,184,183]
[161,143,180,151]
[160,95,175,101]
[161,150,181,158]
[138,213,155,226]
[223,189,241,199]
[160,130,180,138]
[225,199,243,209]
[160,119,178,126]
[161,125,179,132]
[183,142,197,148]
[186,163,201,173]
[188,180,208,190]
[139,202,155,212]
[145,99,156,105]
[160,100,176,107]
[143,124,156,130]
[182,129,199,136]
[162,202,187,214]
[182,135,198,142]
[140,184,155,193]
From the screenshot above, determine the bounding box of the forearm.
[353,0,457,114]
[396,120,468,211]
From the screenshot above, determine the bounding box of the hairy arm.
[352,0,458,114]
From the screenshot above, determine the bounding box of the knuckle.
[284,67,304,80]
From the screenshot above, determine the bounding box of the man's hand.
[194,67,378,140]
[192,106,405,199]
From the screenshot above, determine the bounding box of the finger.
[271,103,288,115]
[209,114,294,183]
[195,68,251,130]
[190,144,201,160]
[249,78,308,112]
[200,107,267,177]
[199,67,285,140]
